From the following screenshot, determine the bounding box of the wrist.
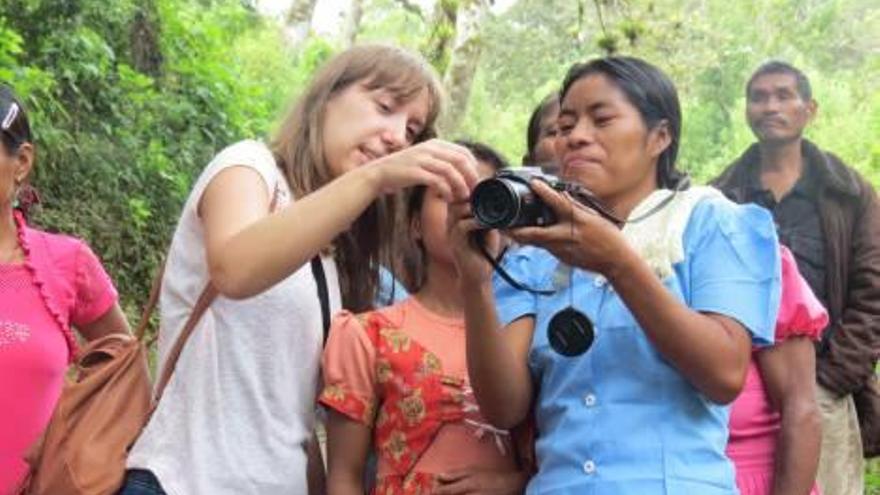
[604,248,641,286]
[351,164,382,198]
[459,276,493,299]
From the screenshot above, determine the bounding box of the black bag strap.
[310,255,331,345]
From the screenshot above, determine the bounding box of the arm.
[757,336,821,495]
[817,191,880,395]
[306,431,326,495]
[448,202,537,429]
[510,182,753,404]
[463,286,536,429]
[606,252,752,404]
[435,468,530,495]
[325,411,372,495]
[201,140,478,299]
[76,303,130,341]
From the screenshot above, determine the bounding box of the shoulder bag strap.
[141,179,286,403]
[310,256,331,346]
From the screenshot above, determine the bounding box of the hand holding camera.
[469,168,633,278]
[470,168,623,229]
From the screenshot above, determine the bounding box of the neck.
[758,138,804,175]
[414,259,464,319]
[0,205,21,262]
[604,177,659,221]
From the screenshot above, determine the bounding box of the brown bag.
[19,333,152,495]
[19,267,217,495]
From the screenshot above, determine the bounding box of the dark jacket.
[713,140,880,398]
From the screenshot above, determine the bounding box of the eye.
[376,99,393,114]
[406,126,418,143]
[557,121,575,136]
[594,115,613,127]
[749,92,768,104]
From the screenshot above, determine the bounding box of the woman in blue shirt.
[445,57,781,494]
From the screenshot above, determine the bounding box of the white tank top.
[127,140,341,494]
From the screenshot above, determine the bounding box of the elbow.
[706,368,748,405]
[209,260,259,300]
[707,385,741,406]
[782,399,822,437]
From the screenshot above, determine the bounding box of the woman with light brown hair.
[121,44,478,495]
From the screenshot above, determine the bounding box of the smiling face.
[555,74,669,210]
[746,72,815,146]
[321,81,430,178]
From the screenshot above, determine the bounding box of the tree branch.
[395,0,425,20]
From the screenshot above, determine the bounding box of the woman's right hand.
[363,139,479,201]
[447,200,500,287]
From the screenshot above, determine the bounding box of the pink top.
[727,246,828,495]
[321,297,516,490]
[0,212,118,493]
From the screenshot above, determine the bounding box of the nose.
[564,119,595,149]
[763,96,781,114]
[380,117,408,153]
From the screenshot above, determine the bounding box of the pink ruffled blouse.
[0,212,118,493]
[727,246,828,495]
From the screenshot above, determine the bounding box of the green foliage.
[464,0,879,186]
[0,0,297,319]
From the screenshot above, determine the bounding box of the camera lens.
[472,178,523,228]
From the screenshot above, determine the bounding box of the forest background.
[1,0,878,485]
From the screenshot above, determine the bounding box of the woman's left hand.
[434,468,528,495]
[507,180,633,277]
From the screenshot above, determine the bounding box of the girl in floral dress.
[321,143,528,495]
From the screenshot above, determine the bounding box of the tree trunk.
[439,0,490,134]
[422,0,458,73]
[284,0,318,47]
[342,0,364,48]
[130,0,163,78]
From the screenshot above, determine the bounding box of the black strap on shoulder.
[310,256,331,346]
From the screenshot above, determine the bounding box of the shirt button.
[583,460,596,474]
[593,276,606,287]
[584,394,597,407]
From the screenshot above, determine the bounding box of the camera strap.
[476,241,556,296]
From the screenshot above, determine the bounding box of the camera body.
[471,167,568,229]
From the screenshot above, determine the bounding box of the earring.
[11,178,21,209]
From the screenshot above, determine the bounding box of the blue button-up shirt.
[494,196,780,494]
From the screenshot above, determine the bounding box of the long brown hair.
[270,44,442,312]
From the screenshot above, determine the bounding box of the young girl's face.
[418,160,496,266]
[322,81,431,178]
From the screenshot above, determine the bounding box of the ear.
[647,120,672,160]
[410,214,422,241]
[805,99,818,123]
[12,142,34,184]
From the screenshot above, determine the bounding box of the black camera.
[471,168,569,229]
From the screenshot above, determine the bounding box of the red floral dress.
[320,298,517,494]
